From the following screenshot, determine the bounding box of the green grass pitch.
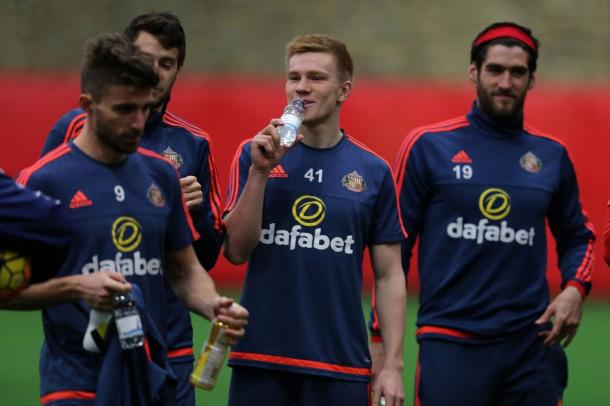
[1,297,609,404]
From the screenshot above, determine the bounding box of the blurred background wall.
[1,0,610,79]
[1,0,609,294]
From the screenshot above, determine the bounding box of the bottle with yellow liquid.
[190,320,231,390]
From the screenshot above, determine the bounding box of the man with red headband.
[370,22,595,405]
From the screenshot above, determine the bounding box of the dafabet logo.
[112,217,142,252]
[260,195,355,254]
[82,216,162,276]
[447,188,535,246]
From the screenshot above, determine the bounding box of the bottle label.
[280,112,301,132]
[116,314,143,339]
[199,346,226,383]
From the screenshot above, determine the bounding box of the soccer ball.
[0,250,31,301]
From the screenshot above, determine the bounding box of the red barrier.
[1,73,609,296]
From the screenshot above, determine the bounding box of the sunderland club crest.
[519,151,542,173]
[147,183,166,208]
[341,171,366,192]
[162,146,184,169]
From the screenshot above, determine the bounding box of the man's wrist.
[381,357,404,372]
[249,165,271,178]
[565,281,586,300]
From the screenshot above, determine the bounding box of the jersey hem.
[228,359,371,382]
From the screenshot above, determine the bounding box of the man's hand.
[76,271,131,312]
[180,176,203,209]
[250,119,302,174]
[212,297,249,344]
[535,285,583,347]
[371,364,404,406]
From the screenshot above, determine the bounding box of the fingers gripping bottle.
[190,320,231,390]
[113,292,144,350]
[278,98,305,147]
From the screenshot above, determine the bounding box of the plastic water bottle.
[278,98,305,147]
[190,320,231,390]
[113,292,144,350]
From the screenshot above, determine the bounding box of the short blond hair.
[286,34,353,81]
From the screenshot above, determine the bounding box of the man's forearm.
[166,247,220,320]
[0,276,81,310]
[375,270,406,370]
[223,167,268,264]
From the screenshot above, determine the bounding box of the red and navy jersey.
[18,143,197,398]
[378,103,594,340]
[42,108,223,357]
[225,133,405,382]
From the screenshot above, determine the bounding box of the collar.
[144,110,163,136]
[144,97,170,134]
[467,101,524,138]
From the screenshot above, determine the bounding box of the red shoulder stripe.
[163,112,210,138]
[395,116,469,192]
[523,124,567,148]
[204,136,225,231]
[137,147,200,240]
[346,134,408,238]
[41,391,96,405]
[63,113,87,143]
[224,139,250,213]
[17,144,71,186]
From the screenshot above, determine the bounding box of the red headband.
[474,26,537,52]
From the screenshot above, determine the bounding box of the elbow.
[223,248,250,265]
[222,232,259,265]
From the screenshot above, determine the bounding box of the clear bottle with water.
[278,98,305,147]
[113,292,144,350]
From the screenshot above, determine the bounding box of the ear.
[79,93,94,113]
[468,64,478,85]
[527,73,536,90]
[337,80,352,103]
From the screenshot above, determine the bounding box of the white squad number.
[304,168,323,183]
[452,165,473,180]
[114,185,125,202]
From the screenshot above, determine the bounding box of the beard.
[476,80,528,122]
[93,113,142,155]
[150,74,177,110]
[150,87,170,110]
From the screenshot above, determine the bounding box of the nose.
[132,110,147,132]
[295,77,311,94]
[497,71,512,89]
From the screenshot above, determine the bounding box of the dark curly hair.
[81,32,159,101]
[124,11,186,68]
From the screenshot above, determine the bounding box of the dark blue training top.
[0,171,72,282]
[18,143,196,400]
[41,108,223,356]
[0,171,70,250]
[372,102,594,341]
[225,133,405,382]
